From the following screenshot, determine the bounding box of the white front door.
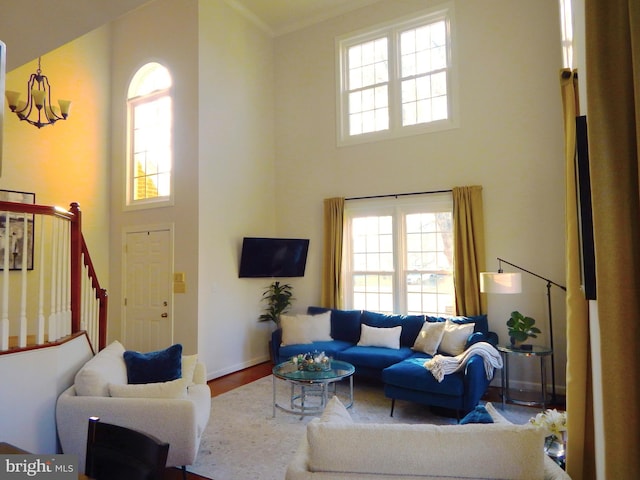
[123,227,173,352]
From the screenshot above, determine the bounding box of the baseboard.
[207,354,270,381]
[490,378,567,397]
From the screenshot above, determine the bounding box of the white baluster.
[56,219,64,339]
[1,211,10,350]
[37,215,45,344]
[80,263,86,331]
[65,222,72,335]
[48,218,59,342]
[18,213,28,348]
[61,221,69,337]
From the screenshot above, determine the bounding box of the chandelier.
[4,57,71,129]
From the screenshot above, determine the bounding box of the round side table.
[497,344,552,409]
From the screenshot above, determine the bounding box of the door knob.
[161,313,168,318]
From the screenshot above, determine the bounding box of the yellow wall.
[1,27,111,301]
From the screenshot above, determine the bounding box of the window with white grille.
[344,193,455,316]
[126,63,173,208]
[336,5,457,146]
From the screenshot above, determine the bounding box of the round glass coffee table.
[272,359,355,417]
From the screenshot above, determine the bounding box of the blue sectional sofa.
[270,307,499,415]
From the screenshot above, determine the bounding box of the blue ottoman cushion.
[337,345,414,371]
[382,353,465,397]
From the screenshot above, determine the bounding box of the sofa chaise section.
[382,353,492,414]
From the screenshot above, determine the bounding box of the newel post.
[69,202,82,334]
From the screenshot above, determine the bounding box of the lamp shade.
[479,272,522,294]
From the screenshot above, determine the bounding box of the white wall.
[108,0,278,377]
[0,335,92,454]
[109,0,201,353]
[274,0,567,391]
[197,0,277,378]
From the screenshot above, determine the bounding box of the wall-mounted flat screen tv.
[238,237,309,278]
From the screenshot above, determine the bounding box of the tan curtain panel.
[321,197,344,308]
[585,0,640,477]
[452,186,486,316]
[560,69,594,480]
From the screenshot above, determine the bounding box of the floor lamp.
[480,257,566,404]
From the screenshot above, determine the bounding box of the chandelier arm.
[43,76,63,121]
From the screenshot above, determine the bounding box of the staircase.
[0,200,107,355]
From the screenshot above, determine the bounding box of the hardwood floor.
[163,360,565,479]
[207,362,273,397]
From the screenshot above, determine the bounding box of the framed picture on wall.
[0,190,36,270]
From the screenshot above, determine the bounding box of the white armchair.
[55,341,211,472]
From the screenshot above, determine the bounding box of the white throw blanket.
[424,342,503,382]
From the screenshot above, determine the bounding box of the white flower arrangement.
[529,408,567,438]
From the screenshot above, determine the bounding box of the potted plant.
[258,281,294,329]
[506,310,541,349]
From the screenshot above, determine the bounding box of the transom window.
[126,63,173,208]
[336,5,457,146]
[344,193,455,316]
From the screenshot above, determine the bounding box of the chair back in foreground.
[85,416,170,480]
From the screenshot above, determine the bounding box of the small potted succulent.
[506,311,541,350]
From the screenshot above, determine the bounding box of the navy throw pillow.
[308,306,362,343]
[459,404,494,425]
[361,311,425,347]
[123,343,183,384]
[426,314,489,335]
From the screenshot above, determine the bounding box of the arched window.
[126,62,173,207]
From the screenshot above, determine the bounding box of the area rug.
[187,375,537,480]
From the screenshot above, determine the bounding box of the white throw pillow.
[484,402,511,424]
[412,321,446,355]
[182,354,198,385]
[281,314,312,345]
[318,396,354,424]
[302,311,332,341]
[438,319,475,356]
[281,312,332,345]
[357,324,401,349]
[74,340,128,397]
[109,378,188,399]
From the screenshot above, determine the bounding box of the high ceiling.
[0,0,153,71]
[230,0,382,36]
[0,0,382,71]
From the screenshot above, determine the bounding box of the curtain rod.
[345,189,452,201]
